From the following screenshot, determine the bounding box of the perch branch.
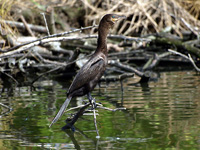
[62,103,91,131]
[62,101,126,136]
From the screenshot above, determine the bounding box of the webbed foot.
[87,93,97,109]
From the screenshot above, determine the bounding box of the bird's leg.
[87,92,96,109]
[87,92,100,137]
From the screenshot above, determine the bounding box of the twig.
[109,60,144,77]
[31,66,61,84]
[0,102,12,110]
[180,18,199,39]
[168,49,200,72]
[142,52,171,70]
[97,106,126,112]
[188,54,200,72]
[0,103,13,117]
[0,71,18,85]
[34,51,66,66]
[20,15,35,37]
[31,50,87,84]
[109,60,150,82]
[41,13,50,36]
[65,103,90,112]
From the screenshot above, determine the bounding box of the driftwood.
[1,23,199,87]
[0,24,156,86]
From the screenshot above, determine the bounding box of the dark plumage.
[49,14,126,127]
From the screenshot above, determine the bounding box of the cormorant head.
[100,14,126,28]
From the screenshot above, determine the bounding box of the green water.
[0,71,200,149]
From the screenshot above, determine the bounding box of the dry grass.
[178,0,200,19]
[0,0,17,37]
[81,0,200,37]
[1,0,200,38]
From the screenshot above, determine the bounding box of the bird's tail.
[49,97,72,127]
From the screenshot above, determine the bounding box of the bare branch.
[109,60,144,77]
[0,71,18,84]
[20,15,35,37]
[0,34,95,59]
[41,13,50,36]
[168,49,200,72]
[4,25,98,52]
[97,106,126,112]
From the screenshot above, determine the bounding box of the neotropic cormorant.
[50,14,126,127]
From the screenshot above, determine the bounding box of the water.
[0,71,200,150]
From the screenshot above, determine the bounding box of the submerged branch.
[109,60,150,82]
[143,52,172,70]
[62,102,126,136]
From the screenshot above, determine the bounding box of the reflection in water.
[64,130,81,150]
[0,71,200,149]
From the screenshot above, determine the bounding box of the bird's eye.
[112,15,116,18]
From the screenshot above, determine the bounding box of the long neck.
[96,23,109,55]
